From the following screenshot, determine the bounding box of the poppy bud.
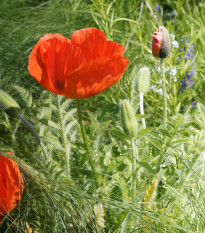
[152,26,170,58]
[0,90,21,117]
[120,100,138,138]
[136,67,151,93]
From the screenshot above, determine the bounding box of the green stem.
[131,138,137,201]
[139,92,146,129]
[57,95,70,179]
[75,99,99,188]
[160,59,167,128]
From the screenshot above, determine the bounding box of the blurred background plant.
[0,0,205,232]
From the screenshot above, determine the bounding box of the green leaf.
[48,120,61,130]
[136,114,150,119]
[13,85,32,107]
[138,162,154,174]
[171,138,191,146]
[112,128,131,140]
[147,136,162,150]
[43,135,65,152]
[54,170,66,179]
[61,98,72,111]
[115,208,130,233]
[63,109,77,124]
[136,127,153,139]
[65,120,77,136]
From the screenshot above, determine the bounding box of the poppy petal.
[0,174,7,214]
[28,33,85,94]
[71,28,125,62]
[63,56,129,99]
[0,156,23,219]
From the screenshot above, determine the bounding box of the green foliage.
[1,0,205,232]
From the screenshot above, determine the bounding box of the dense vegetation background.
[0,0,205,232]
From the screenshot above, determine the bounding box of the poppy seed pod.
[152,26,170,58]
[120,100,138,138]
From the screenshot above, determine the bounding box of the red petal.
[71,28,125,62]
[28,34,85,94]
[63,56,129,99]
[0,156,23,216]
[152,31,162,57]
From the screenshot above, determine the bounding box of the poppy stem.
[139,92,146,129]
[160,59,167,128]
[131,137,138,201]
[75,99,100,188]
[57,96,71,179]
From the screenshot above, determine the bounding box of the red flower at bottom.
[0,156,24,222]
[28,28,129,99]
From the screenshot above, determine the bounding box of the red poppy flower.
[28,28,129,99]
[152,26,170,58]
[0,156,24,222]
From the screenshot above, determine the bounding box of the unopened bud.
[152,26,170,58]
[0,90,21,117]
[136,67,151,93]
[120,100,138,138]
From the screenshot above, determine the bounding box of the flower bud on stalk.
[120,100,138,138]
[152,26,171,58]
[0,90,21,117]
[121,100,138,201]
[136,67,151,129]
[137,67,151,94]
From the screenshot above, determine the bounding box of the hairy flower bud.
[152,26,170,58]
[136,67,151,93]
[120,100,138,138]
[0,90,21,117]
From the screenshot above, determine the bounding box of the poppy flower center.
[54,79,65,92]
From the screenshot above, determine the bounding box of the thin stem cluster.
[76,99,100,188]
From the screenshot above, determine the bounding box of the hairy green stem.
[76,99,99,188]
[131,138,137,201]
[139,92,146,129]
[160,59,167,128]
[57,95,70,179]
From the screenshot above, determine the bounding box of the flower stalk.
[131,138,138,201]
[136,67,150,129]
[120,100,138,201]
[139,92,146,129]
[57,95,71,179]
[76,99,99,188]
[160,59,167,128]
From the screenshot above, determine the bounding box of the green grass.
[0,0,205,232]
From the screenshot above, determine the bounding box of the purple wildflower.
[185,68,195,79]
[191,101,197,108]
[181,78,194,88]
[178,35,195,93]
[155,5,160,11]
